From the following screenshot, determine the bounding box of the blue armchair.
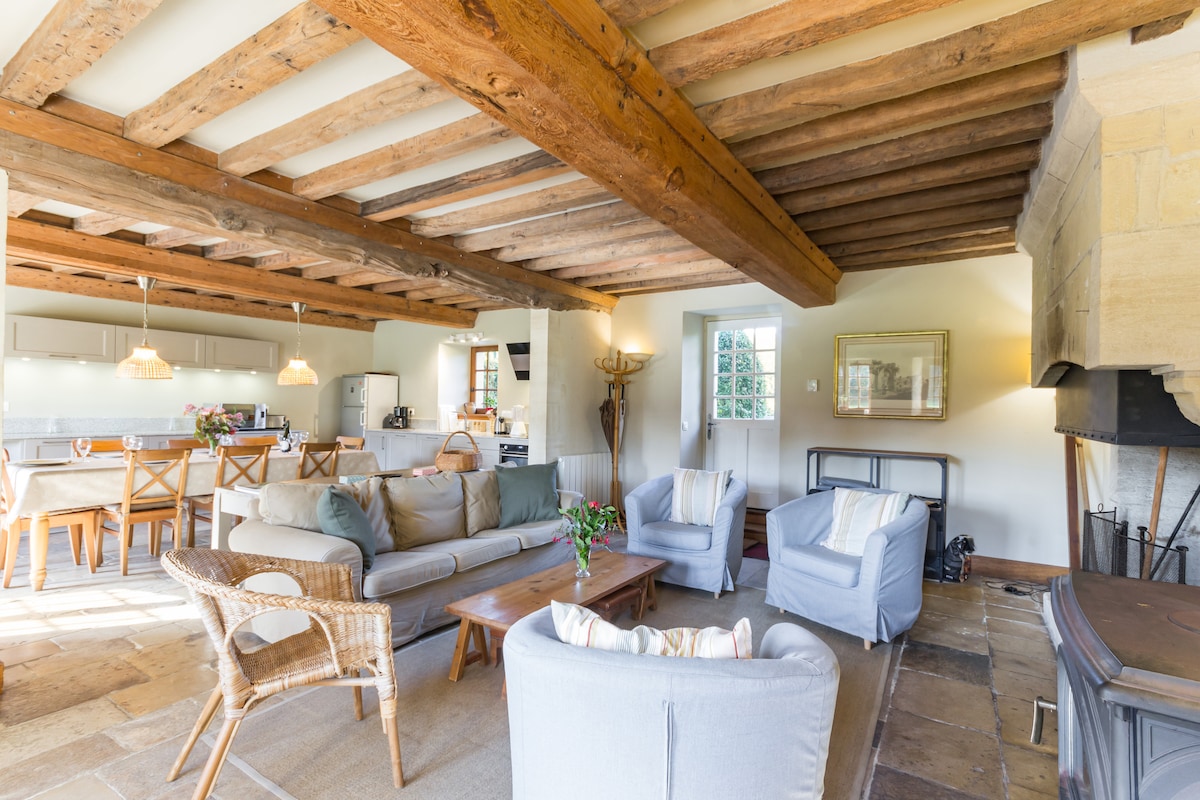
[766,488,930,648]
[625,474,748,597]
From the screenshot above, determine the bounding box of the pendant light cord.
[293,302,305,358]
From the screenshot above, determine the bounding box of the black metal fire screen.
[1082,508,1188,584]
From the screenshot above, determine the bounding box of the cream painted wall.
[3,286,373,437]
[611,254,1068,567]
[532,309,611,463]
[373,308,532,423]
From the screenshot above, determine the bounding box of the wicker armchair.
[161,549,403,799]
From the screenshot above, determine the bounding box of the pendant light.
[277,301,319,385]
[116,276,173,379]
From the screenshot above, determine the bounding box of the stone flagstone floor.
[1,529,1058,798]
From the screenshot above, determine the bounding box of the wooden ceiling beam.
[822,217,1017,258]
[1132,11,1194,43]
[72,211,141,235]
[793,174,1029,231]
[317,0,839,307]
[841,245,1019,272]
[699,0,1200,140]
[577,258,732,288]
[834,230,1017,268]
[293,114,518,200]
[497,218,669,262]
[6,264,375,331]
[452,200,634,253]
[759,104,1053,194]
[124,3,362,147]
[597,0,687,27]
[522,232,696,272]
[409,178,612,238]
[6,218,475,327]
[649,0,958,88]
[0,99,614,312]
[142,227,211,248]
[732,56,1066,171]
[806,197,1026,246]
[0,0,165,107]
[546,246,711,280]
[218,69,452,176]
[7,189,45,216]
[607,272,753,294]
[780,141,1042,215]
[361,151,571,221]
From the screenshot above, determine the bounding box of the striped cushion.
[822,488,910,556]
[551,600,752,659]
[669,467,732,526]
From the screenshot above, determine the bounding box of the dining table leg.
[30,512,50,592]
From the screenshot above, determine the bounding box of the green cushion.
[496,463,559,528]
[317,486,377,569]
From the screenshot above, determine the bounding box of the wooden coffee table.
[444,550,666,681]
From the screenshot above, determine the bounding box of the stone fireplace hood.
[1054,365,1200,447]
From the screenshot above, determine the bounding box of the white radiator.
[556,452,611,504]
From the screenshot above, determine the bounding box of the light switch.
[807,379,820,392]
[681,420,689,431]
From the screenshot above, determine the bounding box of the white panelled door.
[703,318,781,509]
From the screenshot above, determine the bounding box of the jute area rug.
[207,579,890,800]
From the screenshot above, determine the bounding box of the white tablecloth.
[7,449,380,517]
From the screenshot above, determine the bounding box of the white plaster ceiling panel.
[0,0,59,66]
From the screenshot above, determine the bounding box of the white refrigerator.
[340,373,399,437]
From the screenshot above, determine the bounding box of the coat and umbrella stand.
[594,350,651,530]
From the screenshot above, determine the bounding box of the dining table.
[6,447,379,591]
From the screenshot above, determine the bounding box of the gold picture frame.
[834,331,948,420]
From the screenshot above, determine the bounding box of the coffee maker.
[384,406,412,428]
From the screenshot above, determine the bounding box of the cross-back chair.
[2,448,101,588]
[296,441,340,479]
[183,445,272,545]
[335,435,365,451]
[73,438,126,457]
[161,548,403,798]
[166,439,208,450]
[238,435,279,447]
[98,448,191,575]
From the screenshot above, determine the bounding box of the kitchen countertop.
[365,428,527,444]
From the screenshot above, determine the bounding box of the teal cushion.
[496,463,559,528]
[317,486,377,569]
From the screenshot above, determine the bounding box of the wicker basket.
[435,431,482,472]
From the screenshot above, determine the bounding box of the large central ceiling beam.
[314,0,840,307]
[0,98,615,315]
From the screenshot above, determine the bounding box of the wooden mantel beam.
[313,0,840,307]
[6,218,476,328]
[0,98,614,314]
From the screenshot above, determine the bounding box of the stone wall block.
[1100,107,1165,153]
[1160,157,1200,225]
[1164,97,1200,156]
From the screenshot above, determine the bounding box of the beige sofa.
[228,469,581,646]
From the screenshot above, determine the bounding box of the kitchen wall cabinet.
[5,315,118,363]
[205,335,279,372]
[115,326,204,369]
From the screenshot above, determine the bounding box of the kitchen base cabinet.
[365,432,387,469]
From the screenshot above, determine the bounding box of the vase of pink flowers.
[557,500,618,578]
[184,404,243,454]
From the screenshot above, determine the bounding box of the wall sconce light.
[277,302,319,386]
[116,276,173,380]
[625,352,654,364]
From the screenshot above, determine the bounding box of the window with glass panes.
[712,326,776,420]
[846,363,871,409]
[469,346,499,409]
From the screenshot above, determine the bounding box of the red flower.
[588,500,599,509]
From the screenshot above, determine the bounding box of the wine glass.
[73,437,92,460]
[122,434,139,450]
[297,431,310,444]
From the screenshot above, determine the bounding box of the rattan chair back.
[297,441,340,478]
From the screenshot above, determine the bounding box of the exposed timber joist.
[0,98,615,314]
[316,0,840,307]
[410,179,611,239]
[6,218,475,327]
[5,265,375,332]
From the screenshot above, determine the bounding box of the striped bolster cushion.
[551,600,752,659]
[822,488,911,556]
[669,467,732,526]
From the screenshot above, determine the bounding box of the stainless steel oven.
[499,442,529,466]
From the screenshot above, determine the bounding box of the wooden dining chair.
[335,435,365,451]
[98,448,191,576]
[238,436,279,447]
[73,439,126,457]
[2,448,101,589]
[297,442,340,479]
[184,445,271,545]
[166,439,208,450]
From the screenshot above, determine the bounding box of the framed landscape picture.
[834,331,948,420]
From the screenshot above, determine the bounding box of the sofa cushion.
[780,544,862,589]
[385,471,466,549]
[496,463,559,528]
[460,470,500,536]
[317,486,376,569]
[551,600,752,659]
[823,488,910,556]
[410,535,521,572]
[361,549,457,599]
[638,519,713,552]
[473,517,561,549]
[259,477,391,552]
[669,467,732,526]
